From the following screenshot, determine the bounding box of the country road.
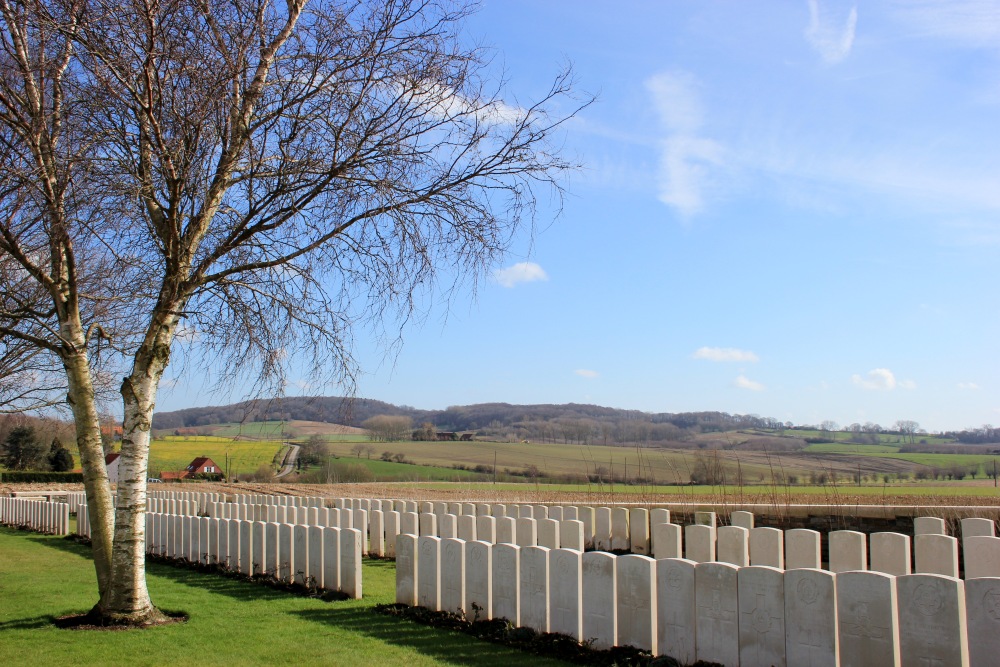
[274,443,301,478]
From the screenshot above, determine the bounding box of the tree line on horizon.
[150,396,1000,447]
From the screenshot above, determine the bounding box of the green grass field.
[0,528,566,667]
[149,436,284,477]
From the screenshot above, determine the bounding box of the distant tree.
[1,426,48,470]
[297,435,329,467]
[363,415,413,442]
[48,439,75,472]
[893,420,920,445]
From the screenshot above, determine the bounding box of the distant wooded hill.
[152,396,784,445]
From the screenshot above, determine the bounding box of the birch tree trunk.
[100,317,177,622]
[62,344,114,598]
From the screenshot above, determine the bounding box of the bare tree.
[1,0,585,623]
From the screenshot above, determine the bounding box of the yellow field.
[149,436,284,477]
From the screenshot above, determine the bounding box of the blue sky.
[160,0,1000,433]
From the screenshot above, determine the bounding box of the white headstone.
[560,519,584,552]
[784,568,839,667]
[738,565,786,667]
[616,555,657,653]
[962,518,995,539]
[439,513,457,540]
[515,517,537,547]
[685,524,716,563]
[579,506,595,549]
[915,534,960,578]
[520,546,551,633]
[265,522,279,576]
[717,525,750,567]
[419,512,437,537]
[538,518,560,550]
[369,510,385,557]
[611,507,630,552]
[964,536,1000,579]
[731,510,755,530]
[595,507,612,551]
[749,526,784,569]
[385,510,400,557]
[786,529,822,570]
[964,576,1000,667]
[652,523,682,559]
[581,551,617,650]
[395,533,417,605]
[465,540,493,620]
[441,538,466,615]
[837,570,901,667]
[493,543,520,625]
[324,527,341,594]
[400,511,418,536]
[897,573,969,667]
[476,515,497,544]
[550,548,582,640]
[240,521,254,575]
[278,523,295,581]
[417,535,442,611]
[830,530,867,573]
[650,508,670,525]
[308,525,324,588]
[915,516,947,536]
[496,517,515,545]
[695,511,717,528]
[630,508,650,555]
[870,532,912,576]
[656,558,696,664]
[293,524,309,584]
[457,515,477,543]
[695,562,740,667]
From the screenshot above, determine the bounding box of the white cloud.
[898,379,918,390]
[734,374,765,391]
[852,367,897,390]
[693,346,760,362]
[889,0,1000,47]
[958,382,981,390]
[575,369,599,379]
[494,262,548,288]
[805,0,858,64]
[645,72,724,217]
[407,79,526,126]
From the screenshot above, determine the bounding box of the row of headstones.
[147,498,201,516]
[148,491,326,508]
[667,514,1000,580]
[396,534,994,667]
[0,498,70,535]
[142,513,363,598]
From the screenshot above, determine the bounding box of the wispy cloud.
[889,0,1000,46]
[645,71,723,217]
[852,367,915,390]
[734,374,765,391]
[575,369,600,379]
[693,346,760,362]
[958,382,980,390]
[494,262,548,288]
[805,0,858,64]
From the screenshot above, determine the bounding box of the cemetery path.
[274,443,301,478]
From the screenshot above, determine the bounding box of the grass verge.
[0,527,568,666]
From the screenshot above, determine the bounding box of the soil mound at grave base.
[53,608,187,630]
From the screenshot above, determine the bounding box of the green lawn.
[0,527,567,666]
[149,436,284,477]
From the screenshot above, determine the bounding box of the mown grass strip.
[0,527,568,666]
